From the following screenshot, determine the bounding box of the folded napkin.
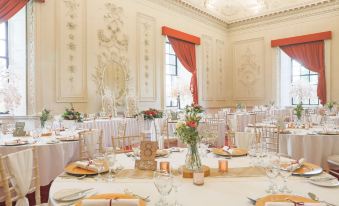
[222,146,234,155]
[56,135,78,141]
[265,202,325,206]
[286,158,305,171]
[4,139,28,145]
[74,161,99,172]
[81,199,139,206]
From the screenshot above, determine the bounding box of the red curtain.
[0,0,29,22]
[168,37,198,104]
[281,41,326,104]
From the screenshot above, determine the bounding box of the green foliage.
[325,101,337,110]
[62,104,83,122]
[294,103,304,120]
[40,108,52,127]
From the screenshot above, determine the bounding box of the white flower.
[289,80,316,103]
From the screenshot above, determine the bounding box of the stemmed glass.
[105,148,116,182]
[171,167,183,206]
[279,156,294,193]
[93,152,105,181]
[264,153,279,194]
[153,170,173,206]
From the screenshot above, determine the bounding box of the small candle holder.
[193,170,204,186]
[159,161,170,173]
[218,159,228,173]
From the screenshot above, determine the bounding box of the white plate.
[53,189,88,202]
[309,179,339,187]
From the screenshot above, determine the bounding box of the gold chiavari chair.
[161,118,178,149]
[0,147,42,206]
[117,120,127,138]
[79,129,104,160]
[199,117,221,147]
[261,126,280,153]
[225,113,236,147]
[111,135,145,153]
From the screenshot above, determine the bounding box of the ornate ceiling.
[181,0,333,23]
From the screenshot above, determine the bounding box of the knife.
[59,188,94,200]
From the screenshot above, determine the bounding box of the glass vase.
[185,143,202,171]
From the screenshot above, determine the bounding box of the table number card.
[13,122,26,137]
[135,141,158,171]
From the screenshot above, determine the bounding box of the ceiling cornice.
[228,0,339,31]
[148,0,338,29]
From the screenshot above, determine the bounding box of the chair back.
[79,129,104,159]
[0,147,41,206]
[261,126,280,153]
[117,120,127,138]
[199,118,220,147]
[111,135,145,153]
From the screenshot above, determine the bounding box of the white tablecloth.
[49,152,339,206]
[0,134,79,186]
[279,129,339,168]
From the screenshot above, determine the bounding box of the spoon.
[308,192,337,206]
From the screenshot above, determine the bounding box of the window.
[0,7,27,115]
[165,39,192,109]
[279,49,319,106]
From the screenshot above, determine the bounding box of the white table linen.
[49,152,339,206]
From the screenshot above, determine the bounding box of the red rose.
[186,121,197,128]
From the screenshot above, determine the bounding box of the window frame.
[165,40,179,108]
[290,59,319,106]
[0,21,9,69]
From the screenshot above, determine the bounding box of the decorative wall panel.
[201,35,214,101]
[233,38,265,100]
[136,13,156,102]
[215,39,226,100]
[56,0,87,102]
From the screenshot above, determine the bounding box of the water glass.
[279,157,294,193]
[94,153,105,181]
[154,171,173,206]
[171,167,183,206]
[105,150,116,182]
[264,153,279,194]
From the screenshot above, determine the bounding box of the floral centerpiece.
[62,104,83,122]
[0,69,21,114]
[325,101,337,112]
[236,102,245,112]
[40,108,52,128]
[140,108,163,120]
[294,103,304,121]
[175,104,203,170]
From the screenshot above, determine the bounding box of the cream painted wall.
[227,7,339,107]
[32,0,229,115]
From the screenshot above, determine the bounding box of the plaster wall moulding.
[232,38,265,100]
[92,2,130,107]
[201,35,214,101]
[56,0,87,102]
[136,13,157,102]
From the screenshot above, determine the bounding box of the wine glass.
[279,155,294,193]
[153,171,173,206]
[171,167,183,206]
[105,148,116,182]
[93,153,105,181]
[264,153,279,194]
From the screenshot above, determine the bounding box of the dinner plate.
[75,194,145,206]
[317,131,339,135]
[212,148,247,157]
[256,194,317,206]
[292,162,323,176]
[1,142,29,146]
[53,189,88,202]
[309,178,339,187]
[64,162,109,176]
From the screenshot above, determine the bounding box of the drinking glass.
[105,149,116,182]
[171,167,183,206]
[153,171,173,206]
[264,153,279,194]
[94,153,105,181]
[279,156,294,193]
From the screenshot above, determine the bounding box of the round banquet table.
[0,132,80,186]
[49,151,339,206]
[279,128,339,169]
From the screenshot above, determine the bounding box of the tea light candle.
[218,159,228,173]
[159,161,170,173]
[193,170,204,186]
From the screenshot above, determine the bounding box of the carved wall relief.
[136,13,156,102]
[56,0,87,102]
[215,39,226,100]
[233,38,265,100]
[201,35,214,101]
[93,3,129,107]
